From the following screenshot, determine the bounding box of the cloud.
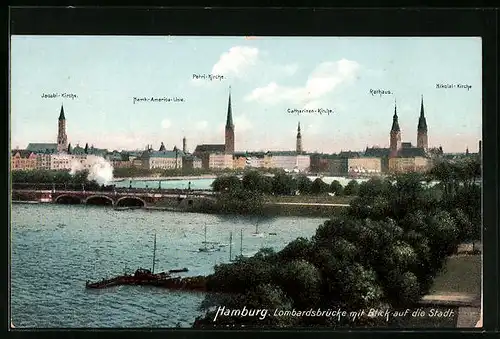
[245,59,360,107]
[195,120,208,130]
[233,114,253,132]
[161,119,171,129]
[212,46,260,78]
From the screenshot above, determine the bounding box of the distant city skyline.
[11,36,482,153]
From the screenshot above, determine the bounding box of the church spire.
[297,121,301,136]
[418,95,428,132]
[59,104,66,120]
[391,99,400,132]
[226,86,233,128]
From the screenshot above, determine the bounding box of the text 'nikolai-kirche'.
[41,93,78,99]
[436,83,472,91]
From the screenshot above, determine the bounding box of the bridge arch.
[54,195,82,205]
[85,195,115,206]
[115,196,146,207]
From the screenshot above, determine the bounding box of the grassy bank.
[264,194,355,205]
[429,255,481,297]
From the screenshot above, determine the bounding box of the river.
[10,204,326,328]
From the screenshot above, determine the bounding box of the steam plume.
[70,156,114,185]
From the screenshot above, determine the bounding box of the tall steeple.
[57,104,68,153]
[59,104,66,120]
[224,86,235,154]
[182,136,187,153]
[389,99,401,157]
[417,95,428,150]
[296,122,303,153]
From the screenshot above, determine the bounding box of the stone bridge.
[12,189,213,208]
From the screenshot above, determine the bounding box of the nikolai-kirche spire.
[226,86,234,128]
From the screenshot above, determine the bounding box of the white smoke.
[70,155,114,185]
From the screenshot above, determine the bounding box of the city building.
[11,150,37,170]
[347,157,382,174]
[182,155,202,170]
[389,156,430,173]
[268,151,310,172]
[233,152,247,169]
[140,148,183,170]
[199,153,233,170]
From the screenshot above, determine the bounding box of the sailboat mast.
[240,229,243,257]
[152,233,157,274]
[229,232,233,261]
[204,224,207,250]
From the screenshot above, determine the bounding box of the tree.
[329,180,343,196]
[242,170,273,193]
[295,175,312,194]
[211,175,242,192]
[310,178,329,194]
[343,180,360,196]
[272,172,297,195]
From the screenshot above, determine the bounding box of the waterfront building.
[49,153,73,170]
[233,152,247,169]
[182,155,202,170]
[204,153,234,170]
[36,153,52,170]
[388,156,430,173]
[11,150,37,170]
[268,151,310,172]
[140,149,183,170]
[347,157,382,175]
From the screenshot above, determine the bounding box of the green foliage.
[242,170,273,193]
[329,180,344,196]
[211,175,242,192]
[272,172,297,195]
[195,158,481,328]
[310,178,329,194]
[344,180,360,196]
[295,175,312,194]
[214,189,264,215]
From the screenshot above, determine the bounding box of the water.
[113,176,369,190]
[10,204,325,328]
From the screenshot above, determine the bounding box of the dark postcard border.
[6,6,499,339]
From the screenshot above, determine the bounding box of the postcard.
[10,35,482,329]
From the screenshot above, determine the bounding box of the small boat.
[86,234,174,289]
[198,224,221,252]
[168,268,189,273]
[12,200,39,204]
[268,232,277,236]
[252,222,265,237]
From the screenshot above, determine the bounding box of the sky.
[10,36,482,153]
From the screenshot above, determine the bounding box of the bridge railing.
[11,182,213,195]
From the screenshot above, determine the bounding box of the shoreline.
[113,175,218,182]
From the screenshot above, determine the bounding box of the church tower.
[182,136,187,153]
[389,100,401,157]
[224,86,235,154]
[417,95,428,150]
[57,104,68,153]
[296,122,303,153]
